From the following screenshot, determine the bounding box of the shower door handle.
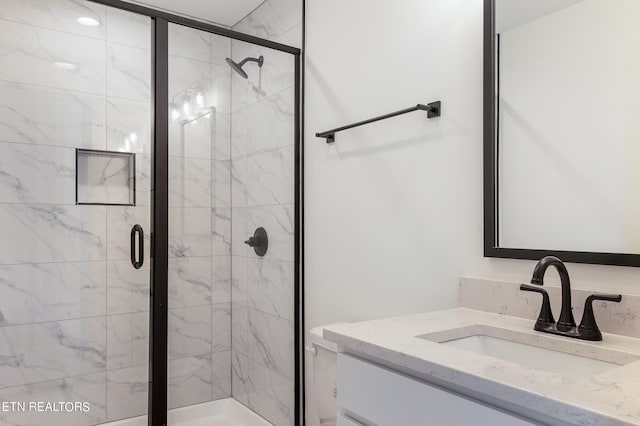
[130,224,144,269]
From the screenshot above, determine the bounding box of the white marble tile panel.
[248,204,294,262]
[247,86,295,155]
[106,43,150,101]
[0,81,106,148]
[168,55,211,102]
[106,312,148,371]
[106,260,150,314]
[230,68,249,113]
[268,0,303,40]
[168,256,212,308]
[169,156,212,208]
[231,303,249,356]
[232,255,249,306]
[0,372,107,426]
[233,2,285,42]
[168,354,212,410]
[106,206,151,261]
[211,350,231,400]
[212,112,231,161]
[77,151,134,205]
[231,157,248,207]
[169,23,211,62]
[0,261,106,326]
[212,255,232,304]
[212,208,231,256]
[168,305,212,359]
[248,258,294,320]
[0,142,75,204]
[169,207,212,258]
[0,0,107,39]
[248,359,294,426]
[246,48,294,107]
[231,208,249,257]
[212,302,231,352]
[273,23,302,48]
[212,160,231,208]
[107,97,151,154]
[0,317,106,388]
[247,146,294,206]
[106,365,148,422]
[211,34,231,66]
[135,153,151,207]
[106,6,151,49]
[0,20,107,93]
[231,351,249,405]
[0,204,106,264]
[210,64,231,113]
[170,111,212,159]
[247,309,294,380]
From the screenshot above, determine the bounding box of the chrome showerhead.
[225,55,264,79]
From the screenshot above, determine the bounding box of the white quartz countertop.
[323,308,640,426]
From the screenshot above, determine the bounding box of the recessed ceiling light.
[77,16,100,26]
[53,62,77,71]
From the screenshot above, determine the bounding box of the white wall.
[304,0,640,422]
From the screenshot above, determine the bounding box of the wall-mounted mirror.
[483,0,640,267]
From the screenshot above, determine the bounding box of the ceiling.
[496,0,584,33]
[124,0,265,27]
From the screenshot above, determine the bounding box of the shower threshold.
[99,398,273,426]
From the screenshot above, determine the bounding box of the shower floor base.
[100,398,273,426]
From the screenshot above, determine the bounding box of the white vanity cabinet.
[337,354,540,426]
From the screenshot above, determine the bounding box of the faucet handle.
[578,293,622,341]
[520,284,555,328]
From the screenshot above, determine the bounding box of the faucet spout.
[530,256,576,331]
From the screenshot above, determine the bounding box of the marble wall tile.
[268,0,303,43]
[0,261,106,326]
[247,86,295,155]
[168,55,211,102]
[212,112,231,160]
[168,354,212,410]
[0,20,106,94]
[106,43,151,101]
[169,24,211,62]
[273,23,303,48]
[231,351,250,405]
[0,204,106,264]
[211,350,231,400]
[212,302,231,352]
[106,365,148,422]
[233,3,285,43]
[231,69,249,114]
[0,143,75,204]
[212,160,231,208]
[106,97,151,154]
[245,49,295,107]
[248,204,294,262]
[231,303,249,356]
[106,260,150,315]
[231,158,248,207]
[77,151,134,205]
[212,255,232,304]
[106,206,151,261]
[168,305,212,359]
[231,208,249,257]
[248,359,295,426]
[135,153,151,207]
[0,0,107,39]
[0,372,107,426]
[168,256,212,308]
[169,156,212,208]
[106,313,148,371]
[0,317,106,388]
[247,258,294,320]
[171,112,212,159]
[212,208,232,255]
[232,255,249,306]
[247,146,294,206]
[0,81,106,148]
[169,207,212,258]
[106,6,151,49]
[247,310,294,381]
[211,34,231,66]
[211,64,231,113]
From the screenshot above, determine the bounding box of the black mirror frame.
[482,0,640,267]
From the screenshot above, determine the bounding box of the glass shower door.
[0,1,152,424]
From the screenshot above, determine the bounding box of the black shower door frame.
[85,1,304,425]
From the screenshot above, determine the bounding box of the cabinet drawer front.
[337,414,364,426]
[338,354,538,426]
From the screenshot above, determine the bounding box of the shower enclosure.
[0,1,301,425]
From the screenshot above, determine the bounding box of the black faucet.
[520,256,622,341]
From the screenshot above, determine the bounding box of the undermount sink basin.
[441,335,618,379]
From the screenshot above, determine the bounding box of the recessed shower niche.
[76,148,136,206]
